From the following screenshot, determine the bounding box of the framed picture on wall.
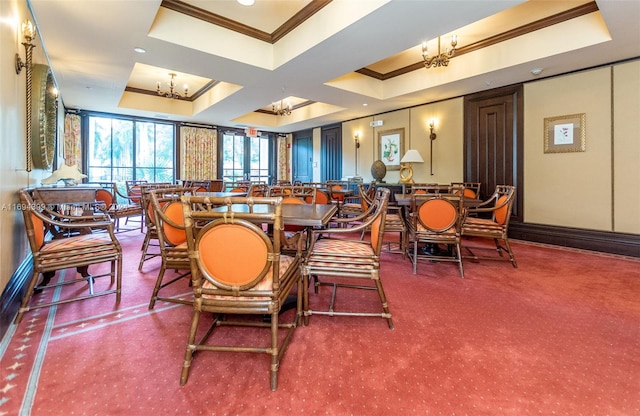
[378,128,404,170]
[544,113,586,153]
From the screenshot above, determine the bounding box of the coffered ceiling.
[28,0,640,133]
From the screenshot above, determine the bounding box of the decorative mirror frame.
[30,64,57,170]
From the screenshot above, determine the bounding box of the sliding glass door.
[221,130,273,183]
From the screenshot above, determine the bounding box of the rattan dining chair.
[15,189,123,324]
[461,185,518,268]
[147,187,194,309]
[179,195,303,391]
[88,181,143,232]
[407,192,465,277]
[137,182,179,271]
[302,188,394,328]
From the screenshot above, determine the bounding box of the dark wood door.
[464,85,523,221]
[321,126,342,181]
[292,132,313,183]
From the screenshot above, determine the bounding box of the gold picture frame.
[378,128,404,170]
[544,113,586,153]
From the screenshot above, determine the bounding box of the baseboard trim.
[0,255,32,341]
[509,222,640,258]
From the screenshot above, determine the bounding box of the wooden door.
[464,85,523,221]
[321,126,342,181]
[292,132,313,183]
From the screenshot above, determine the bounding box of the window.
[85,113,176,183]
[221,130,273,183]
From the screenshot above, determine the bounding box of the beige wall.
[342,62,639,235]
[0,0,54,295]
[524,65,640,233]
[613,61,640,233]
[342,98,465,185]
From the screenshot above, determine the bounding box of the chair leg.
[14,270,42,324]
[149,265,167,309]
[302,272,311,326]
[502,238,518,268]
[455,244,464,278]
[374,277,394,329]
[412,240,418,274]
[180,307,201,386]
[269,310,279,391]
[138,233,152,271]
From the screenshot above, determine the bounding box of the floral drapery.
[63,113,82,167]
[277,134,288,182]
[180,126,217,179]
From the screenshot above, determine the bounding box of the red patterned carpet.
[1,230,639,415]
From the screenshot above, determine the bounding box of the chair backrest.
[149,187,191,247]
[417,195,460,233]
[139,183,178,226]
[491,185,516,226]
[182,180,212,192]
[368,188,391,255]
[451,182,481,199]
[248,183,269,196]
[95,187,115,208]
[181,195,284,294]
[313,189,331,204]
[269,185,316,204]
[357,183,374,212]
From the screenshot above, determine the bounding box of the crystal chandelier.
[272,98,292,116]
[156,73,188,99]
[422,36,457,69]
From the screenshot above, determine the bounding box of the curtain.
[180,126,217,179]
[277,134,288,182]
[63,113,82,167]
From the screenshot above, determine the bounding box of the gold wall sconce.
[428,119,437,176]
[354,131,361,176]
[15,20,36,74]
[16,19,37,172]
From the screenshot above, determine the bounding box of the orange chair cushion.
[314,190,330,204]
[198,224,268,286]
[162,202,186,246]
[494,195,509,225]
[96,189,114,207]
[31,212,45,249]
[418,199,457,231]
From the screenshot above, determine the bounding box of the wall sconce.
[16,19,37,172]
[15,20,36,74]
[354,132,361,176]
[429,119,437,176]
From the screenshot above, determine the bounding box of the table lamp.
[41,163,87,186]
[399,149,424,183]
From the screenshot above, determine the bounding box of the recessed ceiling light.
[531,68,544,76]
[237,0,255,6]
[133,47,146,54]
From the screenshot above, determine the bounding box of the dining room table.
[210,202,337,228]
[393,193,482,209]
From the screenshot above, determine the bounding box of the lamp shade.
[400,149,424,164]
[41,163,87,185]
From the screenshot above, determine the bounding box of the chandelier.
[272,98,292,116]
[422,36,457,69]
[156,73,188,99]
